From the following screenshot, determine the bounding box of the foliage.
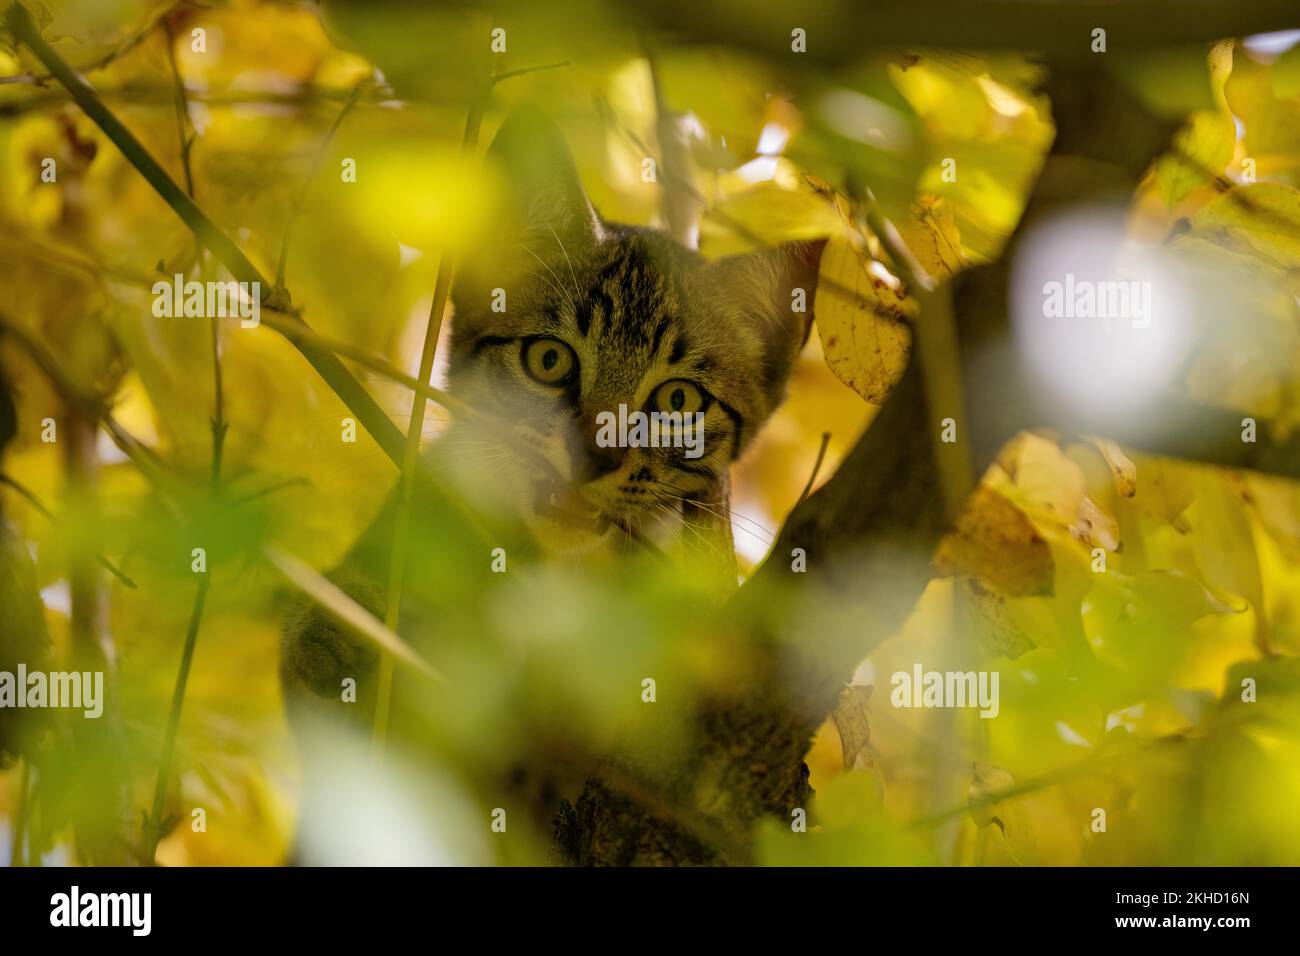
[0,0,1299,866]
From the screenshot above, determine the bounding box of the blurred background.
[1,0,1299,865]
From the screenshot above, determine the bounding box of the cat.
[441,107,823,555]
[279,106,823,860]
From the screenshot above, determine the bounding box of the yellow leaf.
[935,485,1055,596]
[699,177,847,257]
[1093,438,1137,498]
[1133,455,1196,531]
[897,195,968,279]
[969,762,1040,865]
[960,576,1035,659]
[814,234,913,404]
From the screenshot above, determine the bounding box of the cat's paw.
[280,574,383,699]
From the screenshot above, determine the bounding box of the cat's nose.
[574,443,624,484]
[569,415,625,483]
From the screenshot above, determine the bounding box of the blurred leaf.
[699,175,846,256]
[1190,181,1300,268]
[935,484,1055,597]
[1154,110,1235,208]
[1132,455,1196,531]
[968,761,1039,865]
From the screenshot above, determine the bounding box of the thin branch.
[142,571,209,862]
[644,44,700,247]
[162,18,195,199]
[0,473,137,588]
[142,31,226,860]
[275,81,366,290]
[489,61,571,85]
[10,758,32,866]
[795,432,832,508]
[6,2,407,467]
[0,0,178,86]
[861,200,935,293]
[0,314,168,486]
[254,311,564,488]
[0,84,401,116]
[264,546,445,683]
[226,475,311,508]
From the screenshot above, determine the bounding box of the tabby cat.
[441,107,823,555]
[279,106,822,858]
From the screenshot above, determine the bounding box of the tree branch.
[630,0,1300,61]
[6,3,407,467]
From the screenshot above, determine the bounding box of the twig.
[0,315,168,486]
[5,2,407,467]
[142,571,209,861]
[0,473,137,588]
[226,475,311,508]
[0,84,400,115]
[860,199,936,294]
[857,198,974,521]
[143,41,224,861]
[162,18,195,198]
[0,0,178,85]
[372,61,570,747]
[254,312,566,493]
[275,81,366,290]
[10,758,32,866]
[264,546,445,683]
[795,432,832,508]
[489,61,571,85]
[643,43,700,247]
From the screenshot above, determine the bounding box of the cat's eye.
[522,337,577,386]
[652,379,707,415]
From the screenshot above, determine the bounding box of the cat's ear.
[455,107,599,310]
[713,239,826,399]
[484,105,600,249]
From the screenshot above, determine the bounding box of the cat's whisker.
[656,481,777,541]
[675,507,733,564]
[546,221,581,299]
[654,489,775,545]
[644,501,701,561]
[644,500,715,564]
[519,245,577,313]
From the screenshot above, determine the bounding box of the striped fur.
[445,108,821,554]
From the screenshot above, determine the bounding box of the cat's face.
[446,109,821,553]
